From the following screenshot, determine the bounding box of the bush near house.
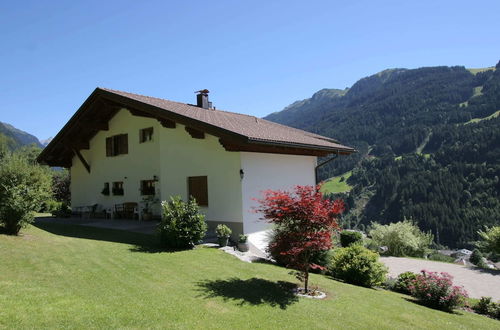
[409,270,468,312]
[340,230,363,247]
[158,196,207,249]
[328,244,388,287]
[0,155,52,235]
[369,220,433,257]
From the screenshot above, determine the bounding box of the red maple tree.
[256,185,344,292]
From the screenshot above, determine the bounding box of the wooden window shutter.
[121,134,128,154]
[106,137,112,156]
[188,176,208,206]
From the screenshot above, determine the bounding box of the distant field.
[465,110,500,125]
[320,171,352,194]
[395,153,430,161]
[467,67,495,75]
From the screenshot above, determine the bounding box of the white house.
[38,88,354,245]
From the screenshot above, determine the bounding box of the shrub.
[52,169,70,203]
[427,251,455,263]
[369,220,433,257]
[215,224,232,238]
[43,200,61,213]
[256,185,343,293]
[0,155,52,235]
[470,249,483,266]
[328,244,388,287]
[52,202,72,218]
[340,230,363,247]
[476,226,500,255]
[409,270,468,311]
[238,234,247,243]
[158,196,207,249]
[393,271,418,294]
[473,297,493,315]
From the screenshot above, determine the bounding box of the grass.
[395,153,430,161]
[320,171,352,194]
[1,223,499,329]
[465,109,500,125]
[467,67,496,75]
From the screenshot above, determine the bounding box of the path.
[381,256,500,300]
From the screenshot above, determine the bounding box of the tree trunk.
[304,269,309,293]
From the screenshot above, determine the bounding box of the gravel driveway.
[381,257,500,300]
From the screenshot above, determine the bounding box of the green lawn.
[320,171,352,194]
[1,223,498,329]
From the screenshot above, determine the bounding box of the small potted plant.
[141,195,159,221]
[216,224,232,247]
[238,234,249,252]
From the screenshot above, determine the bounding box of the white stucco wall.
[158,123,243,224]
[71,108,243,223]
[240,152,317,235]
[71,109,161,213]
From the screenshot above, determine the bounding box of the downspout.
[315,150,339,185]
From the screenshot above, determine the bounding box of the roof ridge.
[99,87,338,142]
[99,87,259,118]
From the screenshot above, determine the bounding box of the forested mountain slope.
[0,121,42,148]
[265,61,500,248]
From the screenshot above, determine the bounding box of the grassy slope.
[320,171,353,194]
[465,109,500,125]
[467,67,496,75]
[1,224,498,329]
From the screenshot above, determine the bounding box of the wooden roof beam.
[73,149,90,173]
[159,118,176,128]
[185,127,205,139]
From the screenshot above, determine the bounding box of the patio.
[35,216,158,235]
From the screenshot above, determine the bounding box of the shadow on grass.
[197,277,299,309]
[33,221,168,253]
[403,297,464,315]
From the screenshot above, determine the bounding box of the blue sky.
[1,0,499,140]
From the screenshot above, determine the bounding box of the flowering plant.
[409,270,468,311]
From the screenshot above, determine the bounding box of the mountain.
[0,121,42,148]
[40,137,53,147]
[265,61,500,248]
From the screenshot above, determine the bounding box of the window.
[188,176,208,206]
[101,182,110,196]
[106,134,128,157]
[112,181,124,196]
[140,180,155,195]
[139,127,153,143]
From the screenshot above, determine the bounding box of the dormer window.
[140,127,153,143]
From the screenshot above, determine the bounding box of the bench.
[114,202,138,219]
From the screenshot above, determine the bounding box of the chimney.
[195,89,211,109]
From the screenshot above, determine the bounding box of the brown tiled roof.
[37,88,354,167]
[100,88,354,152]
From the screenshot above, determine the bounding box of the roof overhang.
[37,88,355,167]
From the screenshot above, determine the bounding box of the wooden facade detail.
[185,126,205,139]
[73,149,91,173]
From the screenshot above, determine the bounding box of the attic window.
[188,176,208,206]
[106,134,128,157]
[139,127,153,143]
